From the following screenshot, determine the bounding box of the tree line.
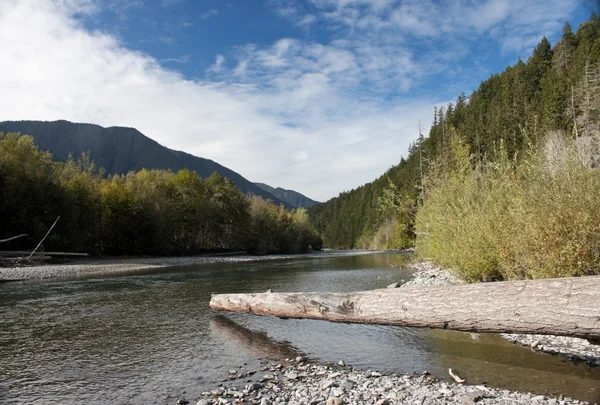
[310,14,600,280]
[0,133,322,256]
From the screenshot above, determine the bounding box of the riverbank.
[405,261,600,368]
[189,357,590,405]
[0,250,384,282]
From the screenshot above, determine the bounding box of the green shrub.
[416,133,600,281]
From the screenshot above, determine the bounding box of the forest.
[309,15,600,280]
[0,132,322,256]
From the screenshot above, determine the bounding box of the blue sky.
[0,0,595,200]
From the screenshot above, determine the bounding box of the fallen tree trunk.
[210,275,600,340]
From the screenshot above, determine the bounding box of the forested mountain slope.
[255,182,320,208]
[310,15,600,250]
[0,120,290,207]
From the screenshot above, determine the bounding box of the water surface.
[0,253,599,404]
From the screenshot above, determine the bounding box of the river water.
[0,253,599,404]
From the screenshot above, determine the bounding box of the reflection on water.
[0,252,599,404]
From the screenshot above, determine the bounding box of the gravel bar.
[0,250,381,282]
[182,357,589,405]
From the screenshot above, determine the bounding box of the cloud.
[208,54,226,73]
[161,54,191,64]
[0,0,586,201]
[200,9,218,19]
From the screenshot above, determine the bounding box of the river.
[0,252,599,404]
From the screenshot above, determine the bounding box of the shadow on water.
[210,315,302,361]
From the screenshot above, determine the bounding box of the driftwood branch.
[27,216,60,260]
[0,234,28,243]
[210,276,600,340]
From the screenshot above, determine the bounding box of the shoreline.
[188,357,590,405]
[0,250,386,282]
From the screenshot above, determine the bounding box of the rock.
[176,399,189,405]
[331,388,343,397]
[260,399,270,405]
[460,391,486,404]
[247,382,263,392]
[337,360,345,367]
[196,400,209,405]
[376,400,391,405]
[295,356,304,362]
[341,379,355,390]
[531,340,541,349]
[386,282,400,288]
[285,372,298,380]
[370,371,382,378]
[266,289,273,293]
[326,397,343,405]
[321,379,336,389]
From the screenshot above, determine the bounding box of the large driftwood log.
[210,276,600,339]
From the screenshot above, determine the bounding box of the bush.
[416,133,600,281]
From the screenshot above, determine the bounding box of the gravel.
[0,250,379,281]
[186,359,589,405]
[404,261,600,368]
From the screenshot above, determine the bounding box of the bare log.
[0,234,28,243]
[210,276,600,340]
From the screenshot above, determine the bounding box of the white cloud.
[208,54,226,72]
[0,0,585,201]
[200,9,218,19]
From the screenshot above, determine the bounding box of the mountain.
[255,182,320,208]
[0,120,290,207]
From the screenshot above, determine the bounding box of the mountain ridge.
[255,182,320,208]
[0,119,294,207]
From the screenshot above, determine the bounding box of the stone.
[386,282,400,288]
[285,372,298,380]
[196,400,209,405]
[321,379,336,389]
[331,388,343,397]
[260,399,270,405]
[341,380,355,390]
[326,397,343,405]
[337,360,345,367]
[376,400,391,405]
[461,391,486,404]
[247,383,263,392]
[530,340,541,349]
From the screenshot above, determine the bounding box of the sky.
[0,0,595,201]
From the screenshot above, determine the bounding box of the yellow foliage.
[416,133,600,281]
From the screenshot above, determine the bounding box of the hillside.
[310,16,600,250]
[0,120,291,207]
[255,182,320,208]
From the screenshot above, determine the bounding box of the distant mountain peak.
[255,182,320,208]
